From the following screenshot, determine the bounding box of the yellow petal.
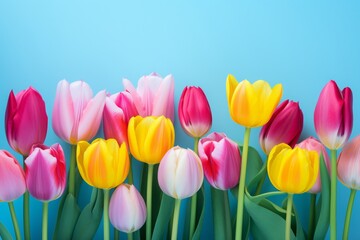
[226,74,238,109]
[261,83,283,125]
[77,141,90,184]
[128,116,142,161]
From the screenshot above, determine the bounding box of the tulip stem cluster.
[103,189,110,240]
[146,164,154,240]
[343,189,356,240]
[8,202,21,240]
[68,145,77,196]
[171,199,181,240]
[235,127,251,240]
[285,194,294,240]
[42,202,48,240]
[330,149,337,240]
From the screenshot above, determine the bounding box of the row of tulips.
[0,72,357,240]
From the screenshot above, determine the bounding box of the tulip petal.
[153,74,175,121]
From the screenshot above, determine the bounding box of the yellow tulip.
[128,115,175,164]
[77,138,129,189]
[267,143,319,194]
[226,74,283,127]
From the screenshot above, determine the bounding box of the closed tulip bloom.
[260,100,303,155]
[109,184,146,233]
[178,86,212,138]
[314,80,353,150]
[5,87,48,156]
[123,73,175,122]
[158,146,204,199]
[128,116,175,164]
[0,150,26,202]
[198,132,241,190]
[25,144,66,201]
[267,143,319,194]
[77,138,129,189]
[337,135,360,189]
[296,137,330,193]
[52,80,106,145]
[226,75,283,128]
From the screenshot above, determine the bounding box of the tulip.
[0,150,26,202]
[77,138,129,189]
[25,143,66,201]
[123,73,175,121]
[52,80,106,145]
[178,86,212,138]
[111,91,139,123]
[128,116,175,164]
[260,100,303,155]
[198,132,241,190]
[109,184,146,233]
[5,87,48,156]
[226,75,283,128]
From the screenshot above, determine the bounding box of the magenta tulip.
[25,143,66,201]
[158,146,203,199]
[178,86,212,138]
[123,73,174,121]
[52,80,106,145]
[198,132,241,190]
[337,135,360,189]
[296,137,330,193]
[109,184,146,233]
[259,100,303,155]
[314,80,353,150]
[5,87,48,156]
[0,150,26,201]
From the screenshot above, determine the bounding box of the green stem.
[103,189,110,240]
[330,149,337,240]
[189,137,200,239]
[235,127,251,240]
[146,164,154,240]
[308,194,316,240]
[42,202,49,240]
[211,188,232,239]
[128,232,134,240]
[22,155,30,240]
[343,189,356,240]
[8,202,21,240]
[285,194,294,240]
[114,229,119,240]
[171,199,181,240]
[69,145,77,196]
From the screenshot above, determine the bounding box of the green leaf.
[0,222,12,240]
[191,186,205,240]
[53,193,81,240]
[313,154,330,239]
[72,188,104,240]
[211,188,232,240]
[152,193,175,239]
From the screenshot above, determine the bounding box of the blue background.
[1,1,360,239]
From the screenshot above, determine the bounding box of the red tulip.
[178,86,212,138]
[259,100,303,155]
[314,80,353,150]
[5,87,48,156]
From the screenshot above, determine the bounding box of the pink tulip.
[158,146,203,199]
[52,80,106,145]
[198,132,241,190]
[123,73,174,121]
[178,86,212,138]
[260,100,303,155]
[103,92,139,146]
[296,137,330,193]
[5,87,48,156]
[109,184,146,233]
[25,143,66,201]
[314,80,353,150]
[0,150,26,201]
[337,135,360,189]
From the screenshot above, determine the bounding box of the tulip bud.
[158,146,204,199]
[226,75,283,127]
[0,150,26,202]
[314,80,353,150]
[198,132,241,190]
[259,100,303,155]
[178,86,212,138]
[109,184,146,233]
[337,135,360,190]
[25,144,66,201]
[296,137,330,193]
[5,87,48,156]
